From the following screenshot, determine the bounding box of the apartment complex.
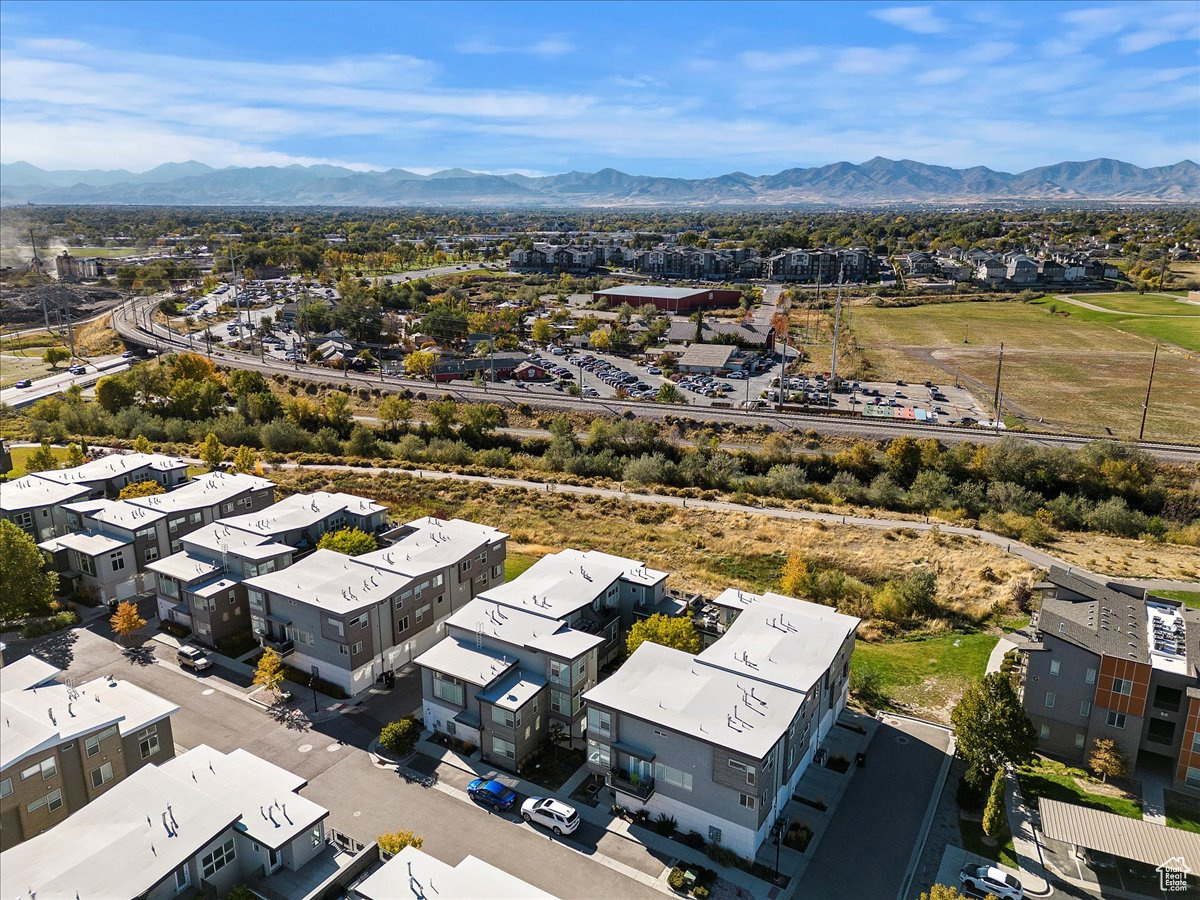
[1020,567,1200,796]
[417,548,667,763]
[33,451,190,500]
[37,471,275,604]
[583,591,859,859]
[0,656,179,851]
[0,474,90,541]
[763,247,878,283]
[243,517,507,695]
[0,744,330,899]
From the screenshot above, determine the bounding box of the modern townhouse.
[32,451,190,500]
[1019,567,1200,797]
[0,744,330,900]
[582,591,859,859]
[353,844,558,900]
[764,247,879,283]
[243,517,507,695]
[1006,254,1040,285]
[216,489,388,552]
[975,256,1007,285]
[37,472,275,604]
[0,474,90,541]
[0,656,179,851]
[417,597,605,768]
[476,548,668,669]
[509,244,597,274]
[149,521,296,647]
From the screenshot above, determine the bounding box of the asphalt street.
[13,625,661,900]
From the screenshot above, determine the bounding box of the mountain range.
[2,157,1196,206]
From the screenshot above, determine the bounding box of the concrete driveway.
[800,716,952,900]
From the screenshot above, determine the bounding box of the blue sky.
[1,0,1197,176]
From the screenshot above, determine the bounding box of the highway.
[0,354,130,410]
[109,293,1200,463]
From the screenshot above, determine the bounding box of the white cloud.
[916,67,966,86]
[739,48,820,71]
[965,41,1016,64]
[456,36,575,57]
[871,5,949,34]
[835,46,916,75]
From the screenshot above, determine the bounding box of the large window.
[90,762,114,789]
[587,707,612,739]
[22,757,57,780]
[161,577,179,598]
[138,725,160,759]
[85,725,120,757]
[26,788,62,814]
[1188,767,1200,789]
[491,706,516,728]
[587,739,611,769]
[76,552,96,576]
[1112,678,1133,696]
[739,792,756,810]
[491,736,515,759]
[1107,711,1127,729]
[728,759,756,786]
[201,838,237,879]
[654,762,693,791]
[174,865,191,893]
[433,672,464,706]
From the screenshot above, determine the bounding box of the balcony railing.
[607,769,655,800]
[262,637,295,657]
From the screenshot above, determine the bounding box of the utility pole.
[828,272,844,403]
[1139,343,1159,442]
[992,342,1005,429]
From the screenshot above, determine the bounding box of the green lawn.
[1061,292,1200,317]
[1041,297,1200,351]
[1016,757,1142,819]
[958,817,1018,869]
[1165,796,1200,834]
[4,445,71,477]
[851,631,996,718]
[505,551,542,582]
[1150,589,1200,610]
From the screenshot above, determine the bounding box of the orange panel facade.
[1177,696,1200,784]
[1094,656,1151,717]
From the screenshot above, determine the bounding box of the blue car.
[466,778,518,811]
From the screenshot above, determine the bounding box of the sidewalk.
[376,734,779,900]
[148,627,347,723]
[1004,767,1052,896]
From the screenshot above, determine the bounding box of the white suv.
[959,864,1023,899]
[520,797,580,835]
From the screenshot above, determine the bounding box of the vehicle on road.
[14,379,32,388]
[69,364,86,375]
[121,350,135,359]
[520,797,580,835]
[177,645,214,672]
[467,778,519,811]
[959,864,1022,899]
[1082,848,1117,870]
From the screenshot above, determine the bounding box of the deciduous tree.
[24,441,60,473]
[951,672,1037,780]
[0,520,58,620]
[317,527,378,556]
[232,445,259,475]
[626,613,701,656]
[377,830,423,856]
[982,769,1007,839]
[199,432,225,471]
[132,434,153,454]
[111,600,147,646]
[1088,738,1128,784]
[118,480,166,499]
[43,346,70,369]
[253,647,286,694]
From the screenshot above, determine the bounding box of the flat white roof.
[219,490,384,537]
[129,470,273,514]
[584,641,805,760]
[697,592,859,692]
[711,587,759,612]
[0,745,325,899]
[479,668,548,712]
[596,285,714,300]
[479,548,655,620]
[145,550,224,583]
[160,745,326,850]
[1,674,177,771]
[0,474,90,512]
[40,530,131,555]
[362,516,507,575]
[415,638,516,687]
[34,451,187,486]
[0,655,60,693]
[447,599,604,660]
[245,548,412,614]
[83,498,167,530]
[182,520,294,560]
[355,846,558,900]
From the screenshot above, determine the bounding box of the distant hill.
[2,157,1196,206]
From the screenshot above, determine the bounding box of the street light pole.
[1138,343,1159,442]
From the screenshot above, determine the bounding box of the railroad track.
[110,297,1200,463]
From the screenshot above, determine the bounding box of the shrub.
[682,830,706,849]
[216,629,257,658]
[21,610,81,639]
[160,620,191,639]
[705,842,738,867]
[668,867,688,892]
[377,830,423,857]
[956,765,989,812]
[380,717,421,757]
[982,769,1007,838]
[693,886,710,900]
[653,812,678,836]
